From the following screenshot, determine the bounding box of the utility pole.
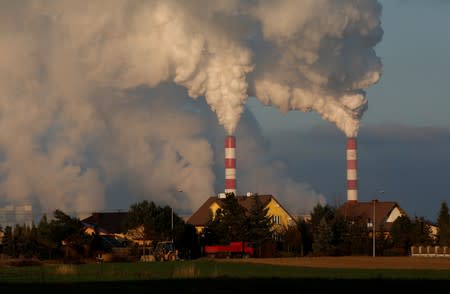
[171,206,174,243]
[372,199,376,257]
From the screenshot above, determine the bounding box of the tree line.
[1,195,450,261]
[0,202,199,261]
[282,201,450,256]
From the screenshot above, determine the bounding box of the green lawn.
[1,259,450,282]
[1,259,450,292]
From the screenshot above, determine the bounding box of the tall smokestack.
[225,135,236,195]
[347,137,358,203]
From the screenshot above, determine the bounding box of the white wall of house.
[386,207,403,223]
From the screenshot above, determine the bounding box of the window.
[272,215,280,224]
[367,218,373,228]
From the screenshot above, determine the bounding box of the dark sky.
[259,121,450,222]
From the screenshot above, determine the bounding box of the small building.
[336,200,407,235]
[81,212,130,256]
[81,211,128,236]
[186,193,296,237]
[0,203,33,228]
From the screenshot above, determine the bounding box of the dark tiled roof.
[81,212,128,234]
[186,194,282,226]
[337,201,407,230]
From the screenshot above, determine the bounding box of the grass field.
[1,257,450,292]
[221,255,450,269]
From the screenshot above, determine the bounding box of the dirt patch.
[220,256,450,269]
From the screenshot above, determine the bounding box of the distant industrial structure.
[340,137,407,241]
[224,135,236,195]
[0,202,33,227]
[346,137,358,203]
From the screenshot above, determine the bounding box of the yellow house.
[186,193,295,236]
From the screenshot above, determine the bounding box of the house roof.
[186,194,290,226]
[81,212,128,234]
[336,201,406,231]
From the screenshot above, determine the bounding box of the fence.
[410,245,450,257]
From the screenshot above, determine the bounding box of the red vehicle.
[204,241,254,258]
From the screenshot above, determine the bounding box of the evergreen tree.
[245,195,273,256]
[48,209,89,259]
[297,218,313,256]
[310,203,338,256]
[310,203,335,229]
[282,225,302,256]
[2,226,13,257]
[125,200,159,239]
[36,214,58,259]
[411,216,433,246]
[340,216,370,256]
[390,215,413,255]
[205,193,275,248]
[204,207,229,245]
[437,201,450,246]
[125,200,184,242]
[246,195,272,244]
[330,214,351,255]
[312,218,335,256]
[205,193,247,244]
[13,224,26,258]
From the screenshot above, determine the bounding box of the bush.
[5,258,43,267]
[383,247,407,256]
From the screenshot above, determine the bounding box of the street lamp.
[372,190,384,257]
[171,189,184,244]
[171,206,174,243]
[372,199,377,257]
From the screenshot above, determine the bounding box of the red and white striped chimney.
[225,135,236,195]
[347,137,358,203]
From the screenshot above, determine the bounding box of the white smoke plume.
[93,86,216,215]
[248,0,383,137]
[0,0,381,217]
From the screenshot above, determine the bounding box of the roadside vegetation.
[1,195,450,265]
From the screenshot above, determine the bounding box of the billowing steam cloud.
[249,0,383,137]
[0,0,381,217]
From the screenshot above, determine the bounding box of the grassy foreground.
[1,259,450,292]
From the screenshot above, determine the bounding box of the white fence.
[410,245,450,257]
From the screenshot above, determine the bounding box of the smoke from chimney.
[347,137,358,203]
[225,135,236,195]
[0,1,382,216]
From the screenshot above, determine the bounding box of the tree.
[245,196,272,244]
[437,201,450,246]
[124,200,159,239]
[390,215,413,255]
[124,200,184,242]
[36,214,58,259]
[282,225,302,256]
[310,203,335,230]
[411,216,433,246]
[1,226,13,257]
[337,216,370,256]
[205,193,247,245]
[245,195,273,256]
[297,218,313,256]
[312,218,335,256]
[310,203,340,256]
[48,209,90,259]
